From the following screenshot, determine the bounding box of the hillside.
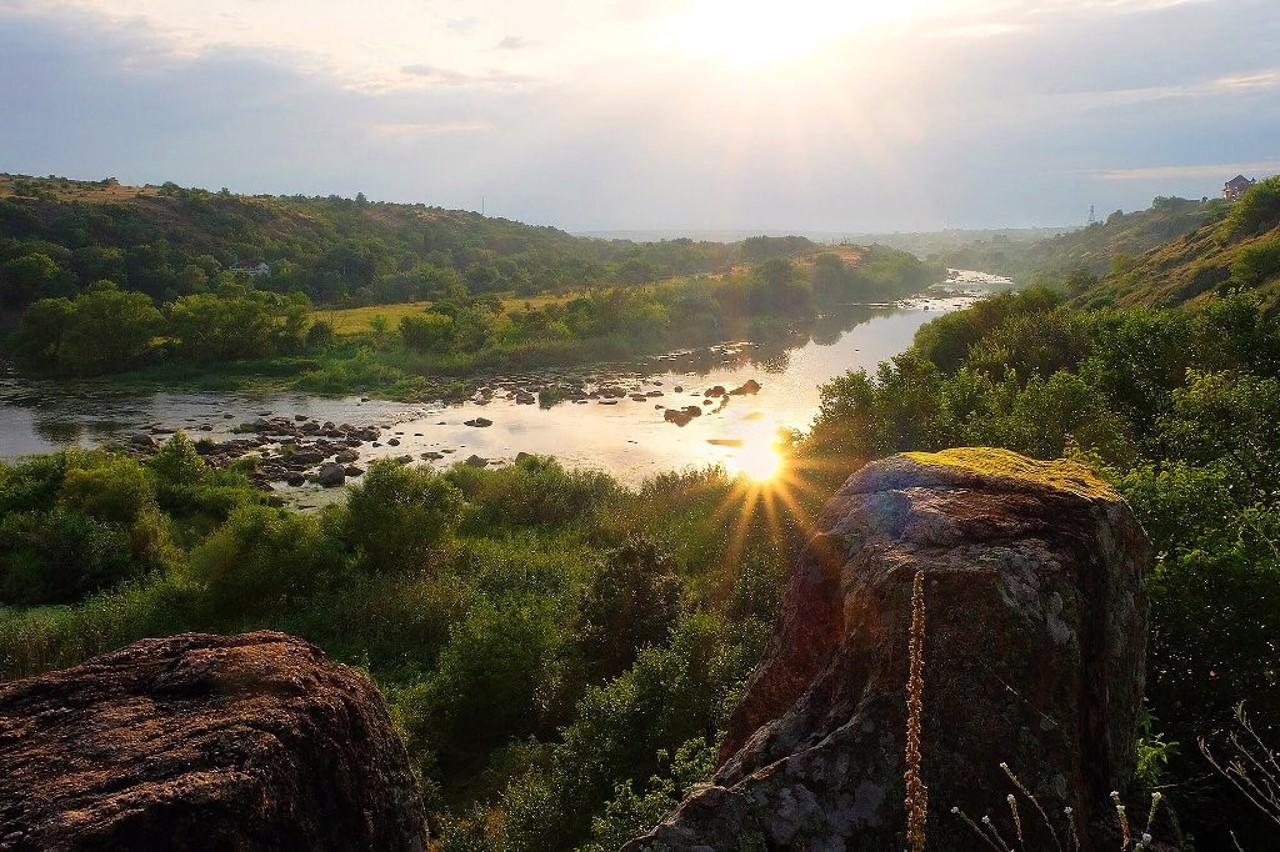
[934,195,1224,284]
[1078,176,1280,312]
[0,173,812,311]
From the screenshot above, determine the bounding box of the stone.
[625,448,1149,851]
[728,379,762,395]
[464,454,489,467]
[128,432,157,450]
[0,632,426,851]
[663,405,705,427]
[317,462,345,488]
[464,417,493,428]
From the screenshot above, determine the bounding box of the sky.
[0,0,1276,232]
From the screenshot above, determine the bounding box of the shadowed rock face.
[0,631,426,852]
[626,448,1150,851]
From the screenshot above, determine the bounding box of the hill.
[1078,177,1280,312]
[0,173,814,312]
[933,195,1224,284]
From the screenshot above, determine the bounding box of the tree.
[400,312,454,352]
[16,297,74,361]
[56,283,163,375]
[0,253,69,307]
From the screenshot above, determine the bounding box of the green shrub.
[342,461,464,573]
[190,504,347,618]
[447,455,618,532]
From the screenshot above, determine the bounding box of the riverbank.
[1,284,993,501]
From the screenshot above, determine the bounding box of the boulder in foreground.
[626,448,1150,850]
[0,631,426,851]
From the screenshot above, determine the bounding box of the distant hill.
[1078,176,1280,312]
[0,174,816,311]
[933,196,1224,283]
[577,227,1066,258]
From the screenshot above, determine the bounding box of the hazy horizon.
[2,0,1277,232]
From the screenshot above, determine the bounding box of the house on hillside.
[229,262,272,278]
[1223,175,1256,200]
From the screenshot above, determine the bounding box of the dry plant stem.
[1111,792,1131,849]
[1143,791,1163,838]
[1001,762,1063,852]
[1200,703,1280,829]
[1064,808,1080,852]
[953,808,1004,852]
[982,815,1013,852]
[904,570,928,852]
[1007,794,1024,847]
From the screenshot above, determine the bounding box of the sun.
[669,0,910,69]
[731,440,783,482]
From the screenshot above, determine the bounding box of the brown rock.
[0,632,426,851]
[626,448,1149,851]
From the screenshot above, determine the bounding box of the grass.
[312,290,596,337]
[314,302,436,337]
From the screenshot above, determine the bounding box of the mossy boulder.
[626,448,1149,851]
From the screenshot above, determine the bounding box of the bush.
[190,504,347,618]
[446,455,618,532]
[342,461,464,573]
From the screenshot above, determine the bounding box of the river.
[0,271,1005,500]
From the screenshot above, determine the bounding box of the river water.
[0,272,1005,497]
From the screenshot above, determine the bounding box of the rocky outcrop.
[626,448,1149,851]
[0,631,426,851]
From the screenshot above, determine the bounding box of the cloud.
[446,17,481,35]
[368,121,497,141]
[1,0,1277,230]
[496,35,533,50]
[1084,161,1280,182]
[393,63,531,91]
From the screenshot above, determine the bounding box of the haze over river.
[0,272,1005,500]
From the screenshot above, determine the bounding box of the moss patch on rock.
[902,447,1117,501]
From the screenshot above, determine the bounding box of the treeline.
[0,174,819,313]
[304,249,936,392]
[804,287,1280,847]
[14,282,312,376]
[9,245,938,385]
[399,250,939,359]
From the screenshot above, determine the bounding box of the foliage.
[340,460,464,574]
[2,174,937,388]
[189,505,347,617]
[16,282,163,375]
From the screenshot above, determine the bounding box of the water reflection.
[33,418,83,446]
[0,277,1002,488]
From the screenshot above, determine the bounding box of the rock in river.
[317,462,345,488]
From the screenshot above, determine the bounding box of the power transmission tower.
[1087,204,1096,225]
